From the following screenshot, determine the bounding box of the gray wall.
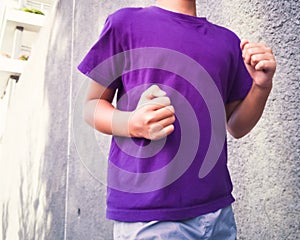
[200,1,300,239]
[0,0,299,239]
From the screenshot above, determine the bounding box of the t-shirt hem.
[106,194,235,222]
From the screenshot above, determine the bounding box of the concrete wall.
[0,0,298,239]
[199,1,300,239]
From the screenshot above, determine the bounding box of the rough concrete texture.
[0,0,299,240]
[197,1,300,239]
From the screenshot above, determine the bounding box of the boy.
[78,0,276,239]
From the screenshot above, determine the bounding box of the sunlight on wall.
[0,1,57,238]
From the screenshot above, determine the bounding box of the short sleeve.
[77,16,123,89]
[226,38,253,103]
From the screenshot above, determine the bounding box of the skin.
[156,0,197,16]
[84,0,276,140]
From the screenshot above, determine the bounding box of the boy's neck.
[155,0,197,17]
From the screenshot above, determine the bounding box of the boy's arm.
[226,40,276,139]
[84,81,175,140]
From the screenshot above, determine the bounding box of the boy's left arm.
[226,40,277,138]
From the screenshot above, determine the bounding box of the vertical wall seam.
[64,0,76,239]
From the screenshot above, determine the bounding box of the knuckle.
[143,114,153,124]
[259,43,266,48]
[266,47,272,53]
[150,123,160,132]
[244,55,251,63]
[149,85,159,95]
[141,85,158,98]
[259,61,265,68]
[163,97,171,105]
[171,115,176,123]
[140,92,148,100]
[155,97,170,107]
[247,48,253,54]
[168,124,175,134]
[168,105,175,114]
[151,84,159,91]
[251,55,256,61]
[148,125,162,140]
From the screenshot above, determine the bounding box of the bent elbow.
[83,101,96,128]
[230,131,246,139]
[227,126,249,139]
[83,109,91,126]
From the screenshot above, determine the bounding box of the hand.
[128,85,175,140]
[241,39,276,89]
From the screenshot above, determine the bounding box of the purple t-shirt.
[78,6,252,222]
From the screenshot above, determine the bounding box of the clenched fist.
[128,85,176,140]
[241,39,276,89]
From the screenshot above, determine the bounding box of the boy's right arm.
[84,80,175,140]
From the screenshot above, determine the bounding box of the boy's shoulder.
[107,7,146,25]
[106,7,241,45]
[209,22,241,43]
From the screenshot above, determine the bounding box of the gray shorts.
[113,205,237,240]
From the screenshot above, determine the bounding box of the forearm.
[227,83,272,138]
[84,85,175,140]
[84,99,131,137]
